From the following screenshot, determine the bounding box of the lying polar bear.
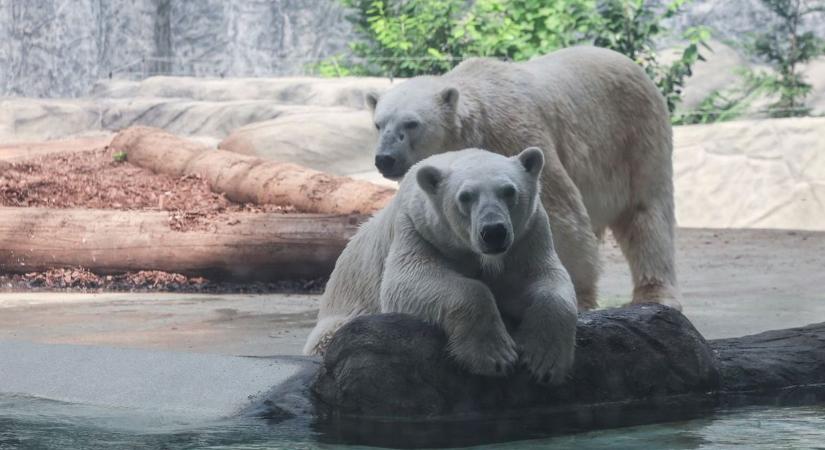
[304,148,577,382]
[366,46,680,310]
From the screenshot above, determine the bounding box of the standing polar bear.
[367,46,680,310]
[304,148,578,383]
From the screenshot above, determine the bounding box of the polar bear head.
[412,147,545,257]
[367,78,460,180]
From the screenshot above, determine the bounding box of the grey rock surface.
[0,0,353,98]
[664,0,825,46]
[0,98,361,142]
[1,76,396,141]
[219,108,377,175]
[92,76,396,108]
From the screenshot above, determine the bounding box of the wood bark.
[0,207,364,281]
[110,126,395,215]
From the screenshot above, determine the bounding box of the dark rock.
[712,321,825,406]
[310,305,724,447]
[241,305,825,448]
[252,305,825,447]
[313,305,719,418]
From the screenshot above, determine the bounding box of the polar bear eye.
[374,122,381,130]
[458,191,473,204]
[403,121,420,130]
[500,185,517,199]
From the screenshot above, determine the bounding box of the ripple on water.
[1,395,823,449]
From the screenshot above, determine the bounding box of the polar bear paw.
[631,282,683,311]
[514,325,575,385]
[449,328,519,377]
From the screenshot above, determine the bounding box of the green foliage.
[460,0,598,60]
[593,0,711,113]
[324,0,710,114]
[337,0,465,77]
[674,69,773,125]
[750,0,825,117]
[312,56,355,77]
[112,151,128,163]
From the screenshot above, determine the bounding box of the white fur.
[368,46,681,310]
[304,149,577,383]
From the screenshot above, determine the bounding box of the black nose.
[375,154,396,173]
[480,223,508,248]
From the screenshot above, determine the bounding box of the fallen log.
[302,305,825,448]
[0,207,363,281]
[110,126,395,215]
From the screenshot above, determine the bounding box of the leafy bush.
[330,0,464,77]
[325,0,709,114]
[460,0,598,60]
[593,0,710,113]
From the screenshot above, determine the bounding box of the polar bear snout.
[375,154,397,174]
[374,148,410,179]
[479,221,511,254]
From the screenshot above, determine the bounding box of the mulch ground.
[0,268,326,294]
[0,144,322,294]
[0,146,295,231]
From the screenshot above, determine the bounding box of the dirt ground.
[1,227,822,356]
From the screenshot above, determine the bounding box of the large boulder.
[307,305,825,447]
[0,98,357,142]
[218,108,380,179]
[312,305,719,418]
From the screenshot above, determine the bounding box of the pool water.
[1,395,823,449]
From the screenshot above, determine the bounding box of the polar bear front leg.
[380,241,518,377]
[503,268,578,385]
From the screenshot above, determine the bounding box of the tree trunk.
[0,207,363,281]
[110,126,395,215]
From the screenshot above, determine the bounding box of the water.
[1,395,824,449]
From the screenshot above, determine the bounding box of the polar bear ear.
[517,147,545,177]
[439,87,459,110]
[365,91,380,112]
[416,165,443,195]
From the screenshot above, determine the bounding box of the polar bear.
[366,46,680,311]
[304,148,577,382]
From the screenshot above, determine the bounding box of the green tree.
[322,0,709,114]
[459,0,598,60]
[335,0,465,77]
[593,0,710,113]
[751,0,825,117]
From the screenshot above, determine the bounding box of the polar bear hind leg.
[610,189,681,310]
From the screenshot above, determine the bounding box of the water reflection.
[1,395,823,449]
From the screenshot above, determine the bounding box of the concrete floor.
[1,228,823,356]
